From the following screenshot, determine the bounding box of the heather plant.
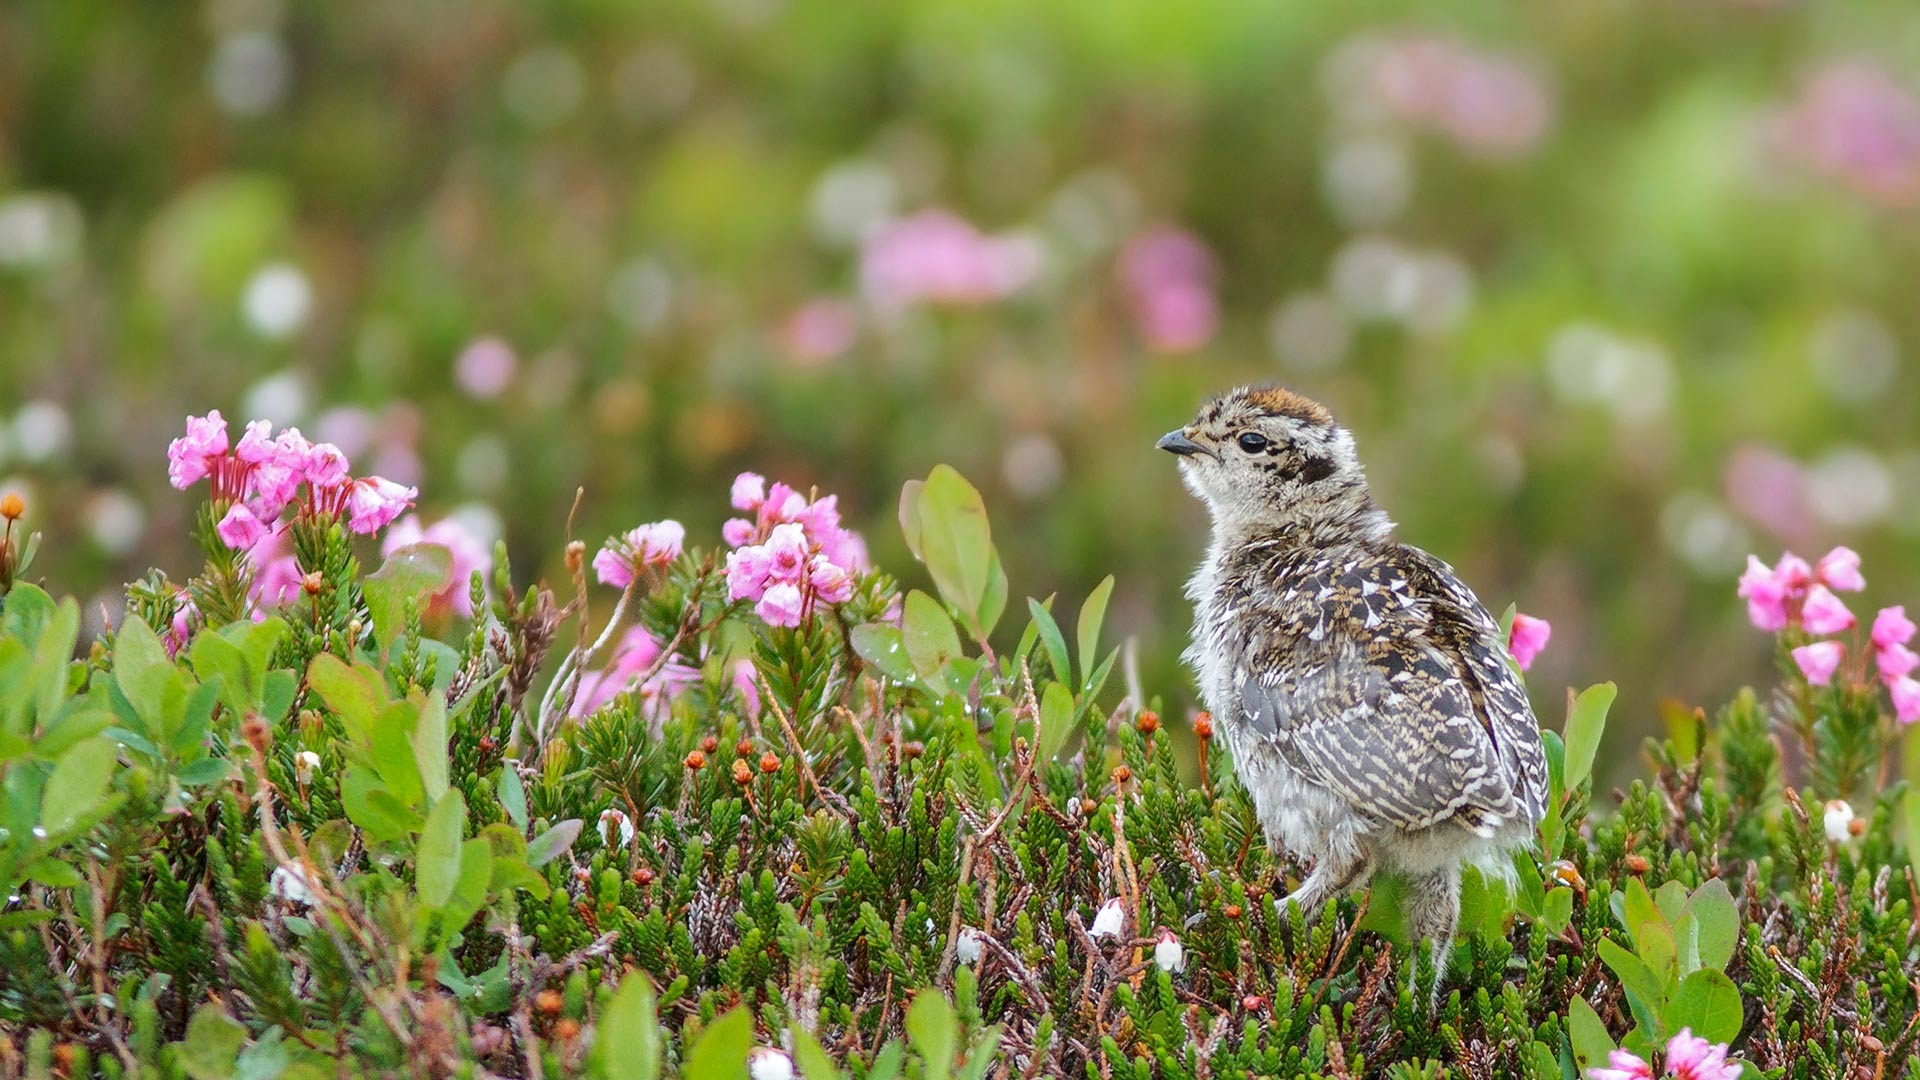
[1,416,1918,1079]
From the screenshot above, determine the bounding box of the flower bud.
[1137,710,1160,734]
[631,867,655,887]
[732,759,754,785]
[242,715,271,753]
[1223,903,1243,919]
[565,540,585,573]
[735,738,755,758]
[294,750,320,785]
[535,989,563,1016]
[759,751,780,774]
[684,749,707,770]
[302,571,325,596]
[553,1018,581,1040]
[1623,854,1649,875]
[1112,765,1131,785]
[1241,994,1265,1012]
[0,493,23,521]
[700,734,719,755]
[1193,711,1213,740]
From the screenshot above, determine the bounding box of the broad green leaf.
[528,819,583,867]
[364,543,455,653]
[905,991,956,1080]
[903,591,961,693]
[41,737,119,837]
[594,973,662,1080]
[792,1031,837,1080]
[1075,576,1114,690]
[1600,936,1665,1014]
[115,615,186,746]
[1561,682,1616,795]
[1566,996,1615,1072]
[1025,598,1071,687]
[439,837,493,931]
[916,466,994,617]
[26,596,79,728]
[1676,878,1738,975]
[341,766,422,842]
[410,693,448,802]
[1540,887,1575,936]
[369,701,426,809]
[307,655,386,746]
[682,1006,753,1080]
[898,479,927,560]
[976,548,1009,640]
[180,1003,249,1080]
[1037,682,1073,764]
[0,582,57,645]
[497,766,528,830]
[851,623,918,683]
[415,791,467,909]
[1668,969,1742,1044]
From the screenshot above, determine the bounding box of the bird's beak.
[1157,429,1212,459]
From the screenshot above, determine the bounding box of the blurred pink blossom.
[571,625,700,720]
[1772,64,1920,208]
[780,298,860,364]
[1507,612,1551,671]
[1588,1048,1654,1080]
[860,210,1041,308]
[1119,227,1218,353]
[1815,545,1865,591]
[346,477,418,534]
[1872,605,1915,650]
[1891,675,1920,725]
[455,337,518,399]
[1736,554,1792,631]
[1663,1028,1742,1080]
[166,593,199,658]
[733,658,761,716]
[732,472,767,511]
[1724,444,1813,546]
[593,520,686,589]
[246,528,303,607]
[1791,641,1844,686]
[384,515,492,618]
[217,504,270,550]
[1876,642,1918,683]
[1801,585,1855,635]
[1358,36,1553,157]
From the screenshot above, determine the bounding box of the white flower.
[294,750,321,785]
[956,926,984,964]
[1089,898,1125,940]
[270,861,315,905]
[597,808,634,847]
[1152,929,1185,973]
[1824,799,1855,843]
[747,1047,795,1080]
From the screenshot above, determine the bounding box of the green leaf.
[415,791,467,909]
[851,623,918,684]
[1037,682,1074,765]
[792,1031,837,1080]
[1540,887,1575,936]
[410,693,448,802]
[528,819,582,867]
[1561,682,1616,795]
[497,766,528,830]
[1676,878,1738,975]
[1025,598,1071,686]
[905,991,956,1080]
[682,1006,753,1080]
[902,591,961,693]
[41,737,119,837]
[368,702,426,809]
[364,543,455,653]
[898,479,927,561]
[307,654,386,746]
[916,466,994,619]
[594,972,662,1080]
[976,548,1009,641]
[341,766,422,842]
[1599,937,1666,1026]
[1566,996,1616,1071]
[114,614,186,746]
[181,1003,250,1080]
[1075,576,1114,691]
[1668,969,1743,1044]
[440,837,493,930]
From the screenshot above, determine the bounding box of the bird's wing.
[1391,546,1549,829]
[1239,634,1523,834]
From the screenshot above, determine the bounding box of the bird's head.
[1159,386,1380,537]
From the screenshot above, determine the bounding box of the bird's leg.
[1406,866,1461,1010]
[1273,851,1368,926]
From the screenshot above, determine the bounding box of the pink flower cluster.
[1743,546,1920,724]
[1349,35,1554,158]
[593,520,685,589]
[859,210,1042,309]
[167,410,417,545]
[1589,1028,1741,1080]
[570,626,699,720]
[723,472,865,628]
[1771,63,1920,209]
[1507,612,1551,672]
[1118,227,1218,353]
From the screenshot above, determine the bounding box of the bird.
[1159,384,1547,1002]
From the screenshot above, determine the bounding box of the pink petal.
[1507,612,1551,671]
[1791,641,1844,686]
[1801,585,1857,635]
[1872,605,1916,650]
[1815,545,1865,591]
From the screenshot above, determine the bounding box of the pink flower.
[1801,585,1856,635]
[234,420,276,464]
[1737,555,1790,632]
[1587,1048,1654,1080]
[780,298,860,364]
[305,443,351,489]
[246,528,303,607]
[593,520,686,589]
[1791,641,1845,686]
[732,472,767,512]
[763,523,810,583]
[1773,552,1813,592]
[722,518,755,547]
[167,411,230,489]
[726,546,772,602]
[1665,1028,1742,1080]
[383,515,491,618]
[1873,605,1916,649]
[345,476,416,535]
[216,504,271,550]
[570,626,700,720]
[860,210,1042,308]
[757,582,806,627]
[1772,64,1920,209]
[809,555,854,604]
[1815,546,1865,591]
[1891,675,1920,725]
[1507,613,1551,671]
[166,593,199,658]
[1119,228,1220,353]
[733,658,761,716]
[1877,642,1919,682]
[454,337,517,399]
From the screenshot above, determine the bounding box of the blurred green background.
[5,0,1920,740]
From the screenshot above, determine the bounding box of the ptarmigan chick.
[1161,385,1547,1000]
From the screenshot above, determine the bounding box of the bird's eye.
[1237,432,1270,453]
